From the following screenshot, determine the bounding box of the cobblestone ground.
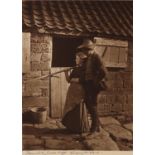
[23,116,132,150]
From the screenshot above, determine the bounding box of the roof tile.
[23,1,132,39]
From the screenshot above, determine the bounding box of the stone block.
[31,34,49,43]
[23,83,42,97]
[127,94,133,104]
[106,95,115,104]
[83,129,119,150]
[31,43,51,53]
[123,123,133,132]
[31,34,52,55]
[22,96,49,108]
[114,115,126,123]
[98,104,113,115]
[31,53,42,61]
[107,72,116,80]
[126,64,133,72]
[45,139,84,150]
[122,72,133,80]
[31,43,41,53]
[128,57,133,63]
[40,61,51,70]
[25,80,49,89]
[31,61,41,71]
[23,71,41,78]
[22,135,35,139]
[106,80,115,90]
[41,71,50,76]
[98,103,112,114]
[123,80,132,89]
[115,72,124,80]
[111,103,123,113]
[100,116,121,126]
[41,53,51,62]
[23,138,43,146]
[122,103,130,111]
[41,88,49,97]
[114,80,123,88]
[115,94,126,104]
[31,61,51,71]
[97,94,106,104]
[40,43,51,53]
[104,124,133,141]
[122,103,132,112]
[22,88,41,97]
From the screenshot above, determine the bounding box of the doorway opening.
[52,37,83,67]
[50,37,83,118]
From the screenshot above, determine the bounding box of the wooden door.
[50,67,69,118]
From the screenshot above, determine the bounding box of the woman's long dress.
[61,67,89,133]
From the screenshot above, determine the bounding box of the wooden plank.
[51,68,61,118]
[103,46,128,68]
[94,37,128,47]
[119,47,128,63]
[103,46,111,65]
[22,32,31,73]
[50,67,69,118]
[109,47,119,63]
[94,46,106,57]
[60,71,69,116]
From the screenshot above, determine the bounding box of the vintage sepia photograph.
[22,0,133,152]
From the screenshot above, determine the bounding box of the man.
[77,39,108,134]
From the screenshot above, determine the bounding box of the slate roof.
[22,0,133,40]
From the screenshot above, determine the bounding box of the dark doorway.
[52,37,83,67]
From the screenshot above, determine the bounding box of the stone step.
[123,123,133,132]
[45,139,85,150]
[83,130,119,150]
[104,124,132,141]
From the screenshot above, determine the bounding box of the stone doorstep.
[123,123,133,132]
[104,124,133,141]
[116,139,133,151]
[83,134,119,150]
[81,129,119,150]
[23,138,43,146]
[34,123,59,129]
[23,135,36,139]
[45,139,84,150]
[41,134,75,141]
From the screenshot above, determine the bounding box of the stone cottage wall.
[97,41,133,117]
[22,34,133,118]
[22,33,52,114]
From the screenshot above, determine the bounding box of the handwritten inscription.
[22,151,133,155]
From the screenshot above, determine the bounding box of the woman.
[61,52,89,134]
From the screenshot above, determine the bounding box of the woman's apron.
[62,82,89,133]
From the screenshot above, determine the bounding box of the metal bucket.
[30,107,47,124]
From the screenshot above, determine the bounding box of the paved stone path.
[23,116,132,150]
